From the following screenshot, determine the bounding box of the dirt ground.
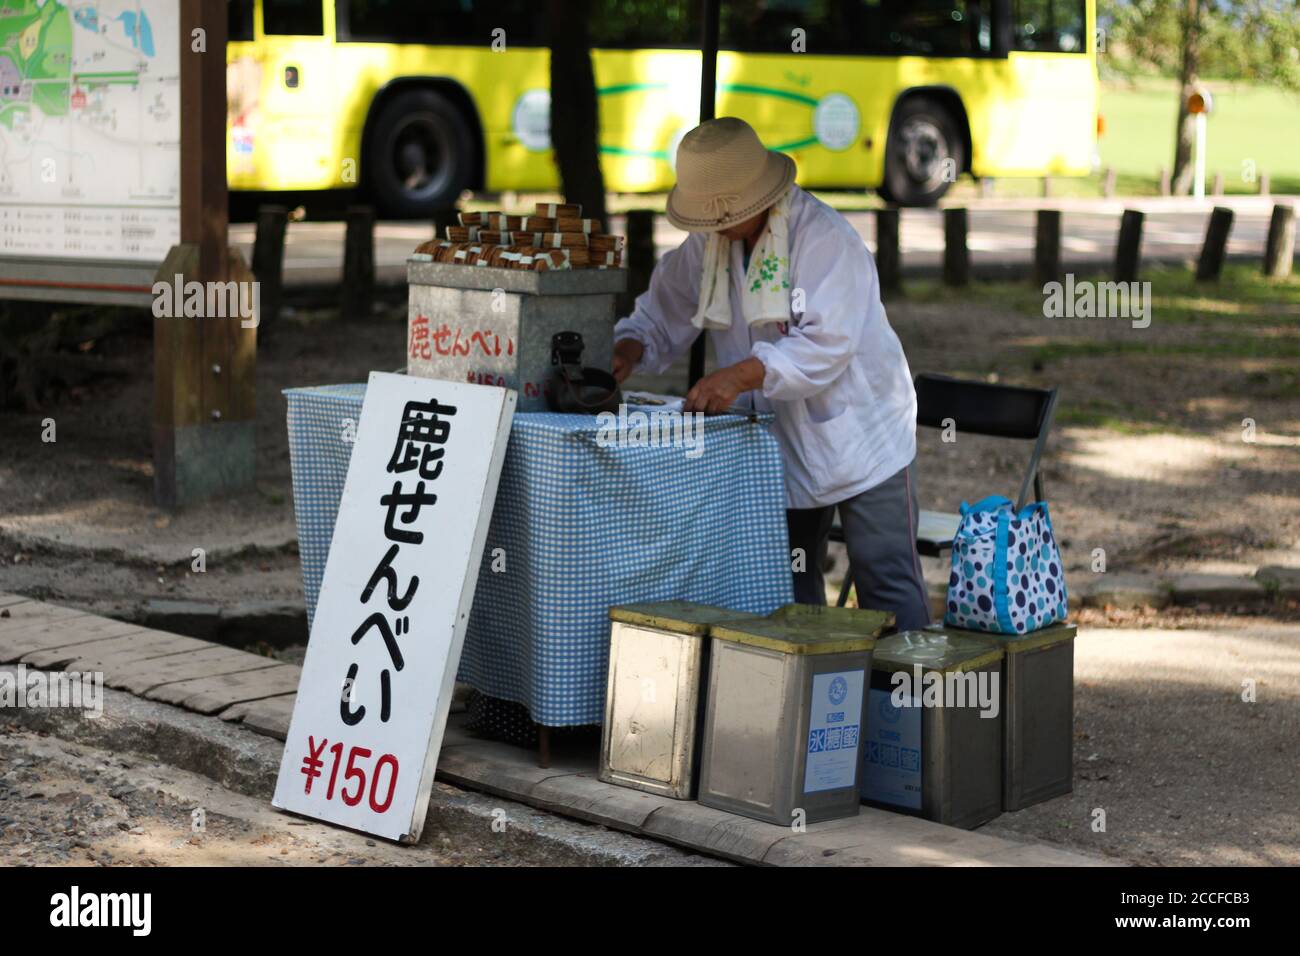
[1,269,1297,868]
[0,725,573,867]
[2,268,1297,609]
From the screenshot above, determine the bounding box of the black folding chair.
[831,372,1059,607]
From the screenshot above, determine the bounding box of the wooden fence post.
[1159,168,1171,196]
[251,204,287,331]
[1195,206,1234,281]
[1035,210,1062,287]
[432,206,460,241]
[1259,172,1271,197]
[943,208,969,286]
[1102,167,1117,198]
[618,209,656,318]
[875,207,901,296]
[1211,172,1224,197]
[341,205,376,319]
[1263,204,1296,279]
[1114,209,1144,283]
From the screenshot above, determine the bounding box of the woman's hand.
[612,338,644,383]
[683,357,766,414]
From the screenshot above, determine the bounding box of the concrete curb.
[924,568,1295,614]
[1076,568,1295,611]
[1,667,726,867]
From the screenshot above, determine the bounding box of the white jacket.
[614,186,917,509]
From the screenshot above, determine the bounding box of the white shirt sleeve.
[750,222,869,402]
[613,237,704,375]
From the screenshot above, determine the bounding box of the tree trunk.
[547,0,607,225]
[1171,0,1202,195]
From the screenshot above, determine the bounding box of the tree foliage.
[1100,0,1300,87]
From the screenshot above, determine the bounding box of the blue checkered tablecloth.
[285,383,794,727]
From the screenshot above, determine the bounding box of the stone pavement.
[0,591,1112,867]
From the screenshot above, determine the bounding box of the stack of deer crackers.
[413,202,626,272]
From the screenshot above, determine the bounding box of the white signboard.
[273,372,516,842]
[0,0,181,261]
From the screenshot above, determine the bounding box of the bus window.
[862,0,995,56]
[590,0,694,49]
[718,1,994,57]
[228,0,255,41]
[339,1,544,45]
[264,0,325,36]
[720,0,862,53]
[1013,0,1086,53]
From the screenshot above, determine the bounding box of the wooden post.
[688,0,720,390]
[1035,210,1062,287]
[154,0,255,508]
[251,205,288,331]
[619,209,655,317]
[1211,172,1224,197]
[432,206,460,241]
[341,205,376,319]
[1263,204,1296,279]
[875,208,901,296]
[1040,176,1052,198]
[1102,167,1117,198]
[1159,168,1171,196]
[1114,209,1144,283]
[1195,206,1234,281]
[979,177,995,199]
[943,207,969,286]
[1259,172,1271,196]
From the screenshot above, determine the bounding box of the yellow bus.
[226,0,1098,215]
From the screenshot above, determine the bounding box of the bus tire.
[365,89,474,218]
[880,97,965,207]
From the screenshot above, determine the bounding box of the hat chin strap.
[703,193,741,222]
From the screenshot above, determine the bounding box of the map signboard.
[0,0,180,264]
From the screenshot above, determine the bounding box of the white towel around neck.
[690,188,793,331]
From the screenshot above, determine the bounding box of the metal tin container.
[698,610,888,826]
[863,631,1004,829]
[600,602,757,799]
[406,260,625,411]
[932,622,1077,811]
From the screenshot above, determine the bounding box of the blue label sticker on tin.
[862,687,922,809]
[803,670,864,794]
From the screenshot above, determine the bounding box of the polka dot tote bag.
[945,495,1068,634]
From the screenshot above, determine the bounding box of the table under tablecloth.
[285,382,794,726]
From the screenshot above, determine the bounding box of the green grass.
[910,264,1300,322]
[1099,77,1300,190]
[903,264,1300,435]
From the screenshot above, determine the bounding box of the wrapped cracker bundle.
[414,238,450,256]
[537,232,589,249]
[520,216,556,231]
[505,230,544,246]
[483,213,522,231]
[591,249,623,267]
[532,249,570,271]
[556,217,601,234]
[483,247,512,269]
[587,234,624,253]
[457,211,495,226]
[510,247,540,269]
[445,225,480,242]
[535,202,581,218]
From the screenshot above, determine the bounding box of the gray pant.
[786,460,932,630]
